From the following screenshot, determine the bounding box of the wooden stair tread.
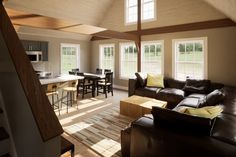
[0,127,9,141]
[61,136,74,155]
[0,154,10,157]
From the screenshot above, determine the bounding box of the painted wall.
[91,27,236,87]
[100,0,226,31]
[18,33,91,76]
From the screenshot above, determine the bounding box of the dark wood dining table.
[83,73,105,97]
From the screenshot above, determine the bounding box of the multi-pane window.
[99,44,115,74]
[60,43,80,74]
[120,43,137,79]
[173,38,207,81]
[125,0,156,24]
[141,41,163,74]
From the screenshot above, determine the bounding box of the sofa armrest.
[128,78,138,96]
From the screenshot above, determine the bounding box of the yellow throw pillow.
[146,73,164,88]
[184,106,223,119]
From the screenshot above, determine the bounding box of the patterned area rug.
[63,106,134,157]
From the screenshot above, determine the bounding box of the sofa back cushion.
[183,79,211,95]
[164,78,186,89]
[135,72,147,87]
[152,106,214,135]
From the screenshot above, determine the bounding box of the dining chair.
[97,72,113,98]
[76,72,94,99]
[96,68,103,74]
[104,69,111,74]
[72,68,79,72]
[46,83,60,115]
[69,71,76,75]
[61,80,78,113]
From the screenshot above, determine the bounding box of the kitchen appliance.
[26,51,42,62]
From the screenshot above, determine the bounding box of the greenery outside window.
[172,37,208,81]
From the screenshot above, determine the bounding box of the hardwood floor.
[58,89,128,157]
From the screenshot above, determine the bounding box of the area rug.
[63,106,134,157]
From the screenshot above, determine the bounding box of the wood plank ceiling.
[6,8,138,42]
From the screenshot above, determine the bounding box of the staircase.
[0,108,11,157]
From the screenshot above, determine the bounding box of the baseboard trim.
[113,85,128,91]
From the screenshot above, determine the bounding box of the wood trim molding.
[91,19,236,41]
[0,3,63,141]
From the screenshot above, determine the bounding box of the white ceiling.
[204,0,236,22]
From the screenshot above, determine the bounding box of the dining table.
[83,73,106,97]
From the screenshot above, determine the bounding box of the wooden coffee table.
[120,95,167,118]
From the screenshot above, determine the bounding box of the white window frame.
[99,44,115,76]
[60,43,80,75]
[119,42,137,80]
[172,37,208,81]
[125,0,157,25]
[141,40,164,74]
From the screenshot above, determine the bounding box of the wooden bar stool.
[61,80,78,113]
[46,83,60,115]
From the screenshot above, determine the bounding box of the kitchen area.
[22,39,53,79]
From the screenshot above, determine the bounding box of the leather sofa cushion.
[135,87,161,99]
[164,78,186,89]
[152,106,214,135]
[175,97,200,108]
[183,79,211,95]
[135,72,147,87]
[156,88,185,106]
[212,113,236,146]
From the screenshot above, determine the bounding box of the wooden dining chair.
[97,72,113,98]
[104,69,111,74]
[76,72,94,99]
[96,68,103,74]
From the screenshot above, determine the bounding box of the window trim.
[60,43,80,75]
[119,42,137,80]
[172,37,208,81]
[99,43,115,76]
[124,0,157,25]
[141,40,164,74]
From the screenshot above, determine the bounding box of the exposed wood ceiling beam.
[10,14,41,20]
[55,24,82,30]
[91,18,236,41]
[92,30,139,42]
[128,18,236,35]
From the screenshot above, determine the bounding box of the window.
[141,41,164,74]
[125,0,156,24]
[60,43,80,74]
[120,43,137,79]
[173,37,207,81]
[99,44,115,74]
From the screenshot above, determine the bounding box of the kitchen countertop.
[40,75,84,85]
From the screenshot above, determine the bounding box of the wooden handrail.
[0,3,63,141]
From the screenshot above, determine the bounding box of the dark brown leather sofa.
[122,76,236,157]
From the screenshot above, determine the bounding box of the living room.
[0,0,236,157]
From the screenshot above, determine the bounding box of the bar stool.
[46,83,60,115]
[61,80,78,113]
